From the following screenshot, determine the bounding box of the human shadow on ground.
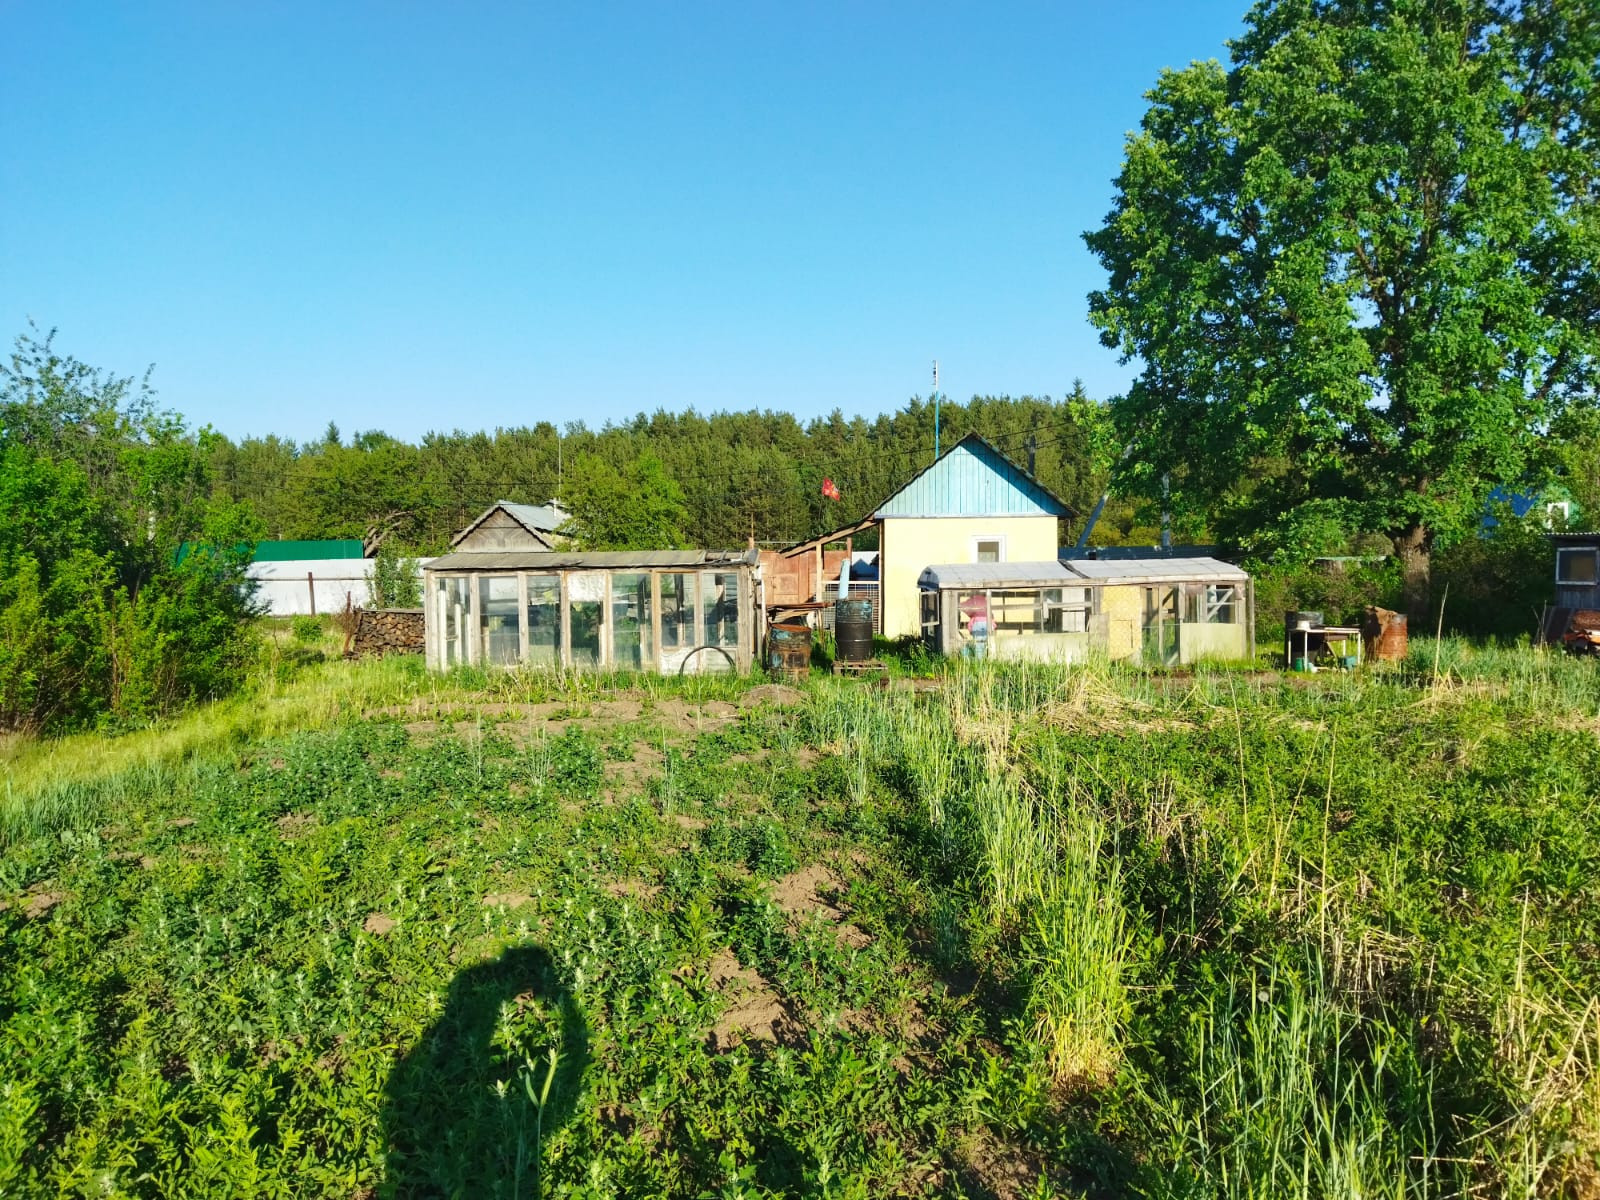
[380,945,588,1199]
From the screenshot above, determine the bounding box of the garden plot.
[3,652,1600,1197]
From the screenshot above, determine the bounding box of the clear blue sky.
[1,2,1246,444]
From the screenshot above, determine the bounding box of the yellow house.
[856,434,1073,639]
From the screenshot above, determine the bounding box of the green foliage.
[1249,557,1402,642]
[364,544,422,608]
[5,656,1600,1193]
[561,450,689,550]
[1432,507,1556,640]
[0,329,262,730]
[291,616,323,645]
[1085,0,1600,582]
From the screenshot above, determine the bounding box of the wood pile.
[349,608,425,657]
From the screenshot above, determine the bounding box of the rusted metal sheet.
[1362,606,1408,661]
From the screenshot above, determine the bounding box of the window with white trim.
[971,535,1005,563]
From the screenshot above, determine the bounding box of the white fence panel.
[247,557,434,617]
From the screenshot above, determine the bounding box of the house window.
[1546,501,1571,528]
[1557,548,1597,585]
[972,535,1005,563]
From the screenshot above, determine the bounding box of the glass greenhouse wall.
[918,559,1254,666]
[423,551,760,674]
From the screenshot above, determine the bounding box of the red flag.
[821,477,841,501]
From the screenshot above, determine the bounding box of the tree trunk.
[1394,525,1431,618]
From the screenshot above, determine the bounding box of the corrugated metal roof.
[874,433,1073,519]
[424,549,759,572]
[918,561,1080,589]
[499,501,567,531]
[919,556,1249,589]
[1063,557,1248,584]
[251,539,367,561]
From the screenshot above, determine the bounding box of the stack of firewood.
[349,608,425,657]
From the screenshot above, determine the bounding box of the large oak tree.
[1086,0,1599,599]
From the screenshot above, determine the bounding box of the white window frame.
[970,534,1006,564]
[1043,586,1094,633]
[1202,584,1239,625]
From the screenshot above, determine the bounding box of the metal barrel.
[767,623,812,682]
[834,599,874,662]
[1287,610,1323,630]
[1365,610,1408,661]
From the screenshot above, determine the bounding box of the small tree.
[0,328,262,729]
[366,544,422,608]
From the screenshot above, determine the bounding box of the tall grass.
[1,655,428,802]
[1026,805,1130,1089]
[1130,950,1453,1199]
[0,651,783,826]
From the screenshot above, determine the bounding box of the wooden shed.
[423,549,762,673]
[451,501,569,553]
[1541,532,1600,642]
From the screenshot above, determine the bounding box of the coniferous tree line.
[204,384,1137,554]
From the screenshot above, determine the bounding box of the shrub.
[0,331,262,730]
[366,545,422,608]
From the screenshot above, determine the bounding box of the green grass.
[3,646,1599,1196]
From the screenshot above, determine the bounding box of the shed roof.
[424,548,759,572]
[919,556,1248,589]
[1064,557,1248,584]
[450,500,569,548]
[874,433,1073,520]
[250,539,367,561]
[918,561,1080,589]
[779,515,877,558]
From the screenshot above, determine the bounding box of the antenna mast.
[932,359,941,460]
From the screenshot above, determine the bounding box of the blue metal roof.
[873,434,1072,519]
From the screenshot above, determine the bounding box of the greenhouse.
[422,549,762,673]
[917,557,1253,666]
